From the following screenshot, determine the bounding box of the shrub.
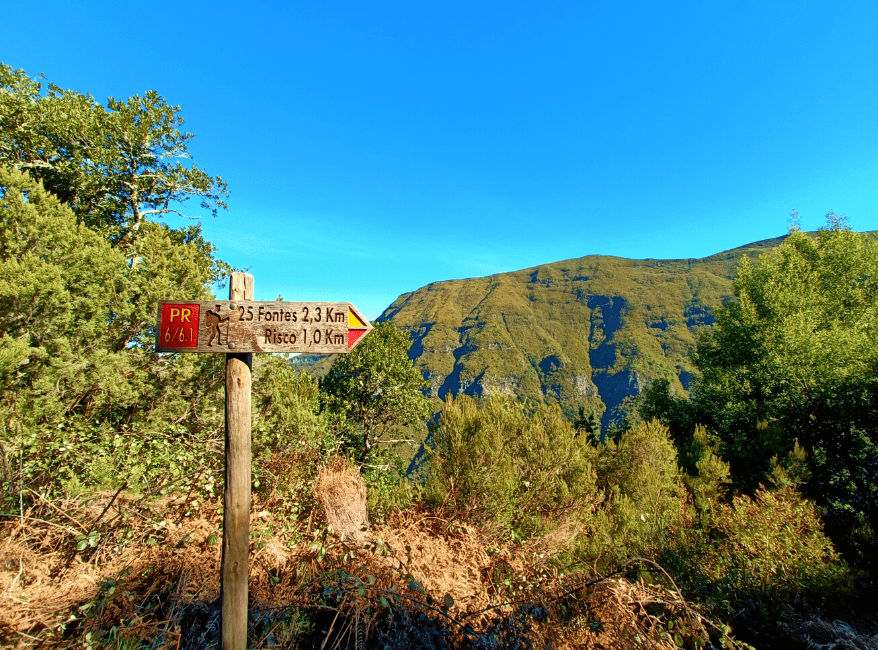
[698,486,856,617]
[577,420,687,565]
[426,395,601,540]
[252,355,331,458]
[682,424,731,520]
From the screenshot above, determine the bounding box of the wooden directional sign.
[156,300,372,354]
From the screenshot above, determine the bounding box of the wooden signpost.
[156,273,372,650]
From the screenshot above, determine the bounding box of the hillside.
[377,235,789,430]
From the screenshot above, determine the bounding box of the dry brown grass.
[0,496,226,647]
[544,578,715,649]
[378,506,492,610]
[0,485,755,649]
[0,491,553,647]
[313,456,370,549]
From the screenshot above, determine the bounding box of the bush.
[575,420,687,566]
[682,424,731,520]
[695,486,857,618]
[426,395,601,540]
[362,448,418,522]
[253,355,331,458]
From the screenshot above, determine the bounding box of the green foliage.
[638,378,700,472]
[255,447,325,546]
[14,413,223,502]
[693,219,878,524]
[1,63,228,243]
[572,406,601,446]
[583,420,686,562]
[695,487,857,618]
[0,66,233,504]
[253,355,331,458]
[427,394,601,539]
[682,425,731,519]
[766,439,812,491]
[250,608,314,649]
[0,169,228,499]
[573,418,856,627]
[0,166,124,413]
[252,351,421,529]
[321,322,431,464]
[362,448,417,520]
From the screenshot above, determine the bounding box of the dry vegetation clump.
[0,483,757,649]
[0,489,322,647]
[378,506,493,610]
[0,494,229,647]
[314,456,370,549]
[544,575,723,649]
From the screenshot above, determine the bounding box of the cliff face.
[378,236,788,429]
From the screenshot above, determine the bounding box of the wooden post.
[154,276,373,648]
[221,272,254,650]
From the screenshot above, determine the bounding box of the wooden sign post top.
[156,300,373,354]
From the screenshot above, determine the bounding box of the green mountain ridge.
[376,234,792,430]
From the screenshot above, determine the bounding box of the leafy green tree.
[1,64,232,350]
[320,322,431,464]
[692,217,878,524]
[0,66,234,502]
[0,63,228,245]
[0,168,229,500]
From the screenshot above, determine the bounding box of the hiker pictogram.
[205,305,242,346]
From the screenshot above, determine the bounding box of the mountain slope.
[377,235,789,430]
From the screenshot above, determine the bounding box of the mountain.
[376,235,790,431]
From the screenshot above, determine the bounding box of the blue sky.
[5,1,878,319]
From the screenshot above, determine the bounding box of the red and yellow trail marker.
[159,303,200,348]
[347,307,369,349]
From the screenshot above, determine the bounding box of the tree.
[0,63,228,245]
[691,216,878,525]
[0,167,124,415]
[0,66,233,501]
[1,64,232,355]
[572,406,601,446]
[320,322,431,464]
[638,378,700,471]
[0,168,230,501]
